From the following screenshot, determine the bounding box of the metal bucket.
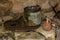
[24,5,41,26]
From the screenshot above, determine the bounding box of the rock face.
[0,0,13,16]
[8,0,60,21]
[0,0,58,20]
[9,0,59,13]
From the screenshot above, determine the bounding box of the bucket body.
[24,5,41,26]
